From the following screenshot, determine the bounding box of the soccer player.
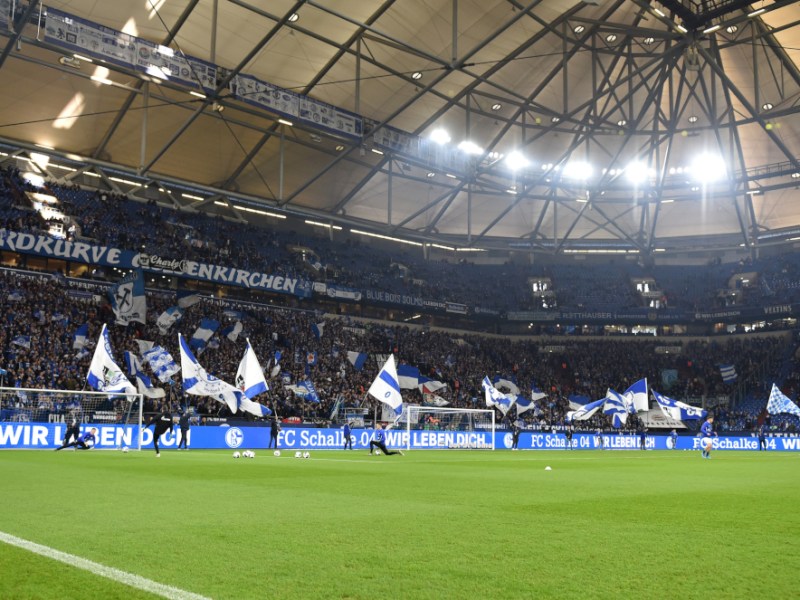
[269,417,281,449]
[758,423,767,451]
[369,424,403,456]
[343,421,353,450]
[565,426,573,450]
[177,409,190,450]
[511,422,521,450]
[55,427,97,451]
[60,411,81,449]
[638,425,647,450]
[699,416,716,459]
[596,427,604,450]
[145,409,175,457]
[669,429,678,450]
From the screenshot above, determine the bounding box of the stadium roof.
[2,0,800,254]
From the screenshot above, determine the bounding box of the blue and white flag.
[221,321,243,342]
[566,397,606,422]
[603,389,630,428]
[11,335,31,349]
[347,351,367,371]
[492,376,520,395]
[300,379,320,403]
[531,381,547,402]
[7,290,23,302]
[397,365,420,389]
[311,322,325,339]
[418,376,447,395]
[719,364,738,384]
[223,309,244,320]
[109,269,146,326]
[176,290,203,308]
[235,339,269,399]
[75,347,90,361]
[653,390,707,421]
[306,351,318,366]
[368,355,403,416]
[270,350,282,378]
[123,351,165,399]
[142,345,181,383]
[86,324,136,395]
[623,378,649,412]
[766,383,800,417]
[72,323,90,350]
[482,376,512,413]
[238,394,272,418]
[515,396,537,416]
[178,333,240,413]
[190,318,219,350]
[156,306,183,335]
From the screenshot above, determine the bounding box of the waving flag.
[603,389,630,428]
[623,378,649,412]
[567,397,606,422]
[367,355,403,416]
[176,289,203,308]
[418,376,446,395]
[515,396,537,416]
[72,323,89,350]
[178,333,240,413]
[311,322,325,339]
[136,339,155,355]
[492,376,520,395]
[142,345,180,383]
[270,350,282,378]
[347,351,367,371]
[156,306,183,335]
[123,351,164,399]
[719,364,738,384]
[11,335,31,349]
[530,381,547,402]
[109,269,146,326]
[766,383,800,417]
[482,376,515,414]
[190,318,219,350]
[221,321,243,342]
[86,324,136,395]
[238,394,272,418]
[397,365,420,389]
[653,390,708,420]
[236,339,269,398]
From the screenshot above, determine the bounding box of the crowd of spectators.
[0,268,797,433]
[5,165,800,317]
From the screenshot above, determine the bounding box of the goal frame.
[403,405,496,451]
[0,386,144,450]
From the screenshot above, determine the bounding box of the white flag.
[86,324,136,395]
[178,333,240,413]
[367,354,403,417]
[236,339,269,399]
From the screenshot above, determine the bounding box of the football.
[303,451,310,459]
[273,450,281,457]
[233,451,241,459]
[248,451,255,458]
[121,446,129,453]
[294,451,302,458]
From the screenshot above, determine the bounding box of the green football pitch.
[0,449,797,599]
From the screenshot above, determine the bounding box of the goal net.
[0,387,143,450]
[403,406,495,450]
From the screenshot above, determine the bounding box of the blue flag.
[311,322,325,339]
[72,323,89,350]
[719,364,737,384]
[190,318,219,350]
[142,345,181,383]
[397,365,420,389]
[603,389,630,428]
[11,335,31,349]
[766,383,800,417]
[567,397,606,422]
[653,390,707,421]
[347,351,367,371]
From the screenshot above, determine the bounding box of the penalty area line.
[0,531,211,600]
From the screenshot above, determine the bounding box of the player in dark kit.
[177,409,190,450]
[146,410,175,457]
[269,417,280,449]
[60,412,82,448]
[55,428,97,451]
[369,424,403,456]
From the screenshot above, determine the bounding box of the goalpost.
[403,406,496,451]
[0,387,144,450]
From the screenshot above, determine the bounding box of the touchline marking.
[0,531,211,600]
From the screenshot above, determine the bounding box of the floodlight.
[430,128,451,145]
[505,151,530,171]
[458,140,483,155]
[625,161,650,185]
[690,153,726,182]
[562,161,593,180]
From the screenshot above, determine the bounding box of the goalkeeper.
[369,424,403,456]
[55,428,97,451]
[145,409,175,457]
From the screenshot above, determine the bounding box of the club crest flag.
[142,345,181,383]
[566,397,606,422]
[109,269,146,326]
[178,333,240,413]
[86,324,136,396]
[653,390,707,421]
[367,354,403,416]
[766,383,800,417]
[623,378,649,412]
[236,339,269,399]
